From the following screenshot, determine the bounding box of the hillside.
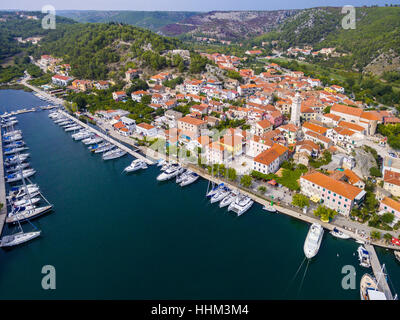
[57,10,198,32]
[161,10,299,39]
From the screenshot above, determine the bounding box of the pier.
[58,110,154,165]
[0,130,7,236]
[365,244,394,300]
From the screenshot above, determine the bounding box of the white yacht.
[206,183,225,198]
[175,170,188,184]
[228,194,254,216]
[94,143,113,154]
[262,204,277,213]
[303,223,324,259]
[65,125,81,132]
[6,169,36,183]
[358,245,371,268]
[0,231,41,248]
[7,184,39,200]
[3,134,23,142]
[6,205,53,223]
[9,197,41,207]
[330,227,351,239]
[102,148,127,160]
[72,130,91,141]
[360,273,387,300]
[157,159,165,167]
[156,164,181,181]
[210,187,230,204]
[123,159,148,173]
[6,162,30,173]
[4,146,28,155]
[3,130,22,137]
[180,172,199,187]
[219,191,238,208]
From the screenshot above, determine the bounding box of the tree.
[383,232,393,243]
[258,186,267,194]
[381,212,395,224]
[370,230,381,240]
[292,194,310,209]
[369,167,382,177]
[227,168,237,181]
[240,175,253,188]
[313,205,337,222]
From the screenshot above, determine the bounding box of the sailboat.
[0,220,41,248]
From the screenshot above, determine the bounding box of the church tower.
[290,92,301,126]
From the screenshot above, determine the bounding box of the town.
[27,49,400,249]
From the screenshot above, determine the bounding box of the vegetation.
[240,175,253,188]
[370,230,382,241]
[309,150,332,168]
[313,205,337,222]
[292,194,309,209]
[377,124,400,150]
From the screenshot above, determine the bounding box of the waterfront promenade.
[58,110,154,165]
[0,130,7,236]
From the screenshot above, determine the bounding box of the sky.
[1,0,398,11]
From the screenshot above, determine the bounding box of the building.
[165,110,183,128]
[136,123,157,137]
[252,144,289,175]
[51,74,73,87]
[112,91,127,101]
[379,197,400,223]
[125,69,141,82]
[253,119,273,136]
[290,92,301,126]
[300,171,366,216]
[383,170,400,197]
[177,116,207,138]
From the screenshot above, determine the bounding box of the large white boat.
[65,125,81,132]
[358,245,371,268]
[3,130,22,137]
[82,136,102,145]
[102,148,127,160]
[3,134,23,142]
[175,170,188,184]
[6,169,36,183]
[5,153,30,165]
[210,187,230,204]
[360,273,387,300]
[303,223,324,259]
[9,197,41,207]
[206,183,225,198]
[228,194,254,216]
[7,184,39,200]
[72,130,92,141]
[123,159,147,173]
[156,164,181,181]
[330,227,351,239]
[94,143,114,154]
[0,231,41,248]
[4,141,25,148]
[180,172,199,187]
[219,190,238,208]
[4,146,28,155]
[6,162,30,173]
[6,205,53,223]
[263,204,277,213]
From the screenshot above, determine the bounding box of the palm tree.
[383,233,393,244]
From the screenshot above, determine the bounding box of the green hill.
[57,10,199,32]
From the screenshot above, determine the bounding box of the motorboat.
[5,153,30,165]
[6,169,36,183]
[176,170,188,184]
[157,164,181,181]
[102,148,127,160]
[3,134,23,142]
[206,183,225,198]
[94,143,114,154]
[2,120,18,128]
[4,146,28,155]
[9,197,41,207]
[180,172,199,187]
[210,186,230,204]
[124,159,148,173]
[4,141,25,148]
[263,204,277,213]
[65,125,81,132]
[303,223,324,259]
[330,227,351,239]
[82,136,102,145]
[7,184,39,200]
[219,190,238,208]
[228,194,254,216]
[160,162,170,171]
[157,159,165,167]
[6,205,53,223]
[0,231,41,248]
[360,273,387,300]
[358,245,371,268]
[3,130,22,137]
[6,162,30,173]
[72,130,91,141]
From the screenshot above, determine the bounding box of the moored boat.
[180,172,199,187]
[123,159,147,173]
[360,273,387,300]
[358,245,371,268]
[228,194,254,216]
[156,164,181,181]
[102,148,127,160]
[303,223,324,259]
[6,205,53,223]
[219,190,237,208]
[0,231,41,248]
[330,227,351,239]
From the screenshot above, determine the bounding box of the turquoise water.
[0,89,399,300]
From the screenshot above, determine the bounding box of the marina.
[0,89,400,299]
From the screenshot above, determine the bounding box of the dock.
[364,244,394,300]
[58,110,154,165]
[0,130,8,236]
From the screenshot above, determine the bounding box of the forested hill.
[57,10,199,32]
[32,22,183,79]
[0,11,75,63]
